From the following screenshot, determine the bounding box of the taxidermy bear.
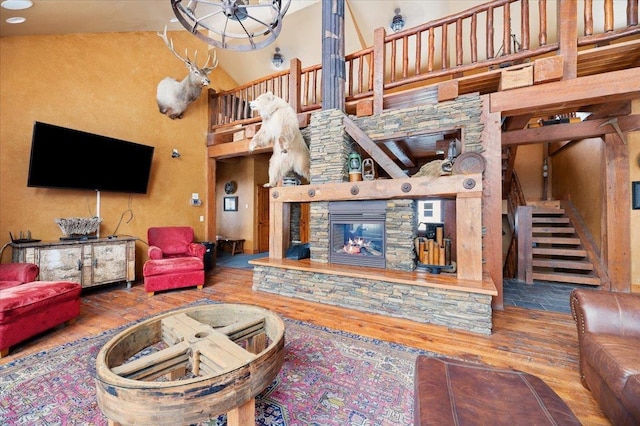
[248,91,311,187]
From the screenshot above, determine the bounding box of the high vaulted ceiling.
[0,0,487,86]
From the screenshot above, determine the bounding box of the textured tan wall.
[0,31,237,278]
[552,138,603,251]
[514,144,544,200]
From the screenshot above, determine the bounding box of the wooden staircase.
[529,204,601,285]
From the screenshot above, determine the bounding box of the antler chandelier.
[171,0,291,51]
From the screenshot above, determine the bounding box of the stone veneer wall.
[256,94,491,333]
[253,266,493,334]
[385,199,416,271]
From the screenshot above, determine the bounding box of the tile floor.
[502,279,592,314]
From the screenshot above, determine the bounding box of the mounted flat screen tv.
[27,122,154,194]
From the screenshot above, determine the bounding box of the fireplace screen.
[329,201,386,268]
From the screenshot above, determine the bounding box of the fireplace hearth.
[329,200,386,268]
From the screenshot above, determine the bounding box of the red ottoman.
[143,257,204,296]
[0,280,82,357]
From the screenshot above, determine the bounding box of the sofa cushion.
[0,281,24,290]
[143,257,204,277]
[582,332,640,398]
[0,281,82,324]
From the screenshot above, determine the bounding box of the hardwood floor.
[1,266,610,425]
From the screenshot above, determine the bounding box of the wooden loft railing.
[208,0,640,131]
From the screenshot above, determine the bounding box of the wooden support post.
[269,197,290,259]
[456,192,483,281]
[481,95,504,308]
[603,133,631,292]
[557,0,577,80]
[372,27,386,115]
[289,58,302,113]
[516,206,533,284]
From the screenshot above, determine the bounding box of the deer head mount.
[156,26,218,119]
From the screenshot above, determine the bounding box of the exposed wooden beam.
[383,140,416,168]
[490,68,640,116]
[343,116,407,178]
[582,101,631,120]
[502,114,640,146]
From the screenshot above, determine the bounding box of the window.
[417,200,442,231]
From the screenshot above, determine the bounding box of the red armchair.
[143,227,206,296]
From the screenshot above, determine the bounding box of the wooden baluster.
[456,18,463,66]
[539,0,547,46]
[313,69,319,105]
[390,39,397,83]
[347,58,354,96]
[402,35,409,78]
[628,0,639,26]
[368,52,374,92]
[471,14,478,64]
[487,6,494,59]
[584,0,594,35]
[503,3,511,55]
[442,23,449,69]
[428,27,435,72]
[357,57,363,95]
[604,0,614,32]
[415,31,422,75]
[521,0,530,51]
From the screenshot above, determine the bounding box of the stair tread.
[532,247,587,256]
[532,226,576,233]
[533,237,581,245]
[532,217,571,224]
[532,271,600,285]
[531,208,565,215]
[532,259,594,270]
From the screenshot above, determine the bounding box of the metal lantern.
[348,152,362,173]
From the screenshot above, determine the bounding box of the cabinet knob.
[93,258,98,268]
[77,260,83,271]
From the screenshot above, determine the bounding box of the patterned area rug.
[0,304,429,425]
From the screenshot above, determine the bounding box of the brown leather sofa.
[570,289,640,426]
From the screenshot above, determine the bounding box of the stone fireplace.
[252,94,497,335]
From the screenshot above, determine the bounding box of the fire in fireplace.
[328,200,386,268]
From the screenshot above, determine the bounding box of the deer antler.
[157,25,192,64]
[203,49,218,72]
[158,25,218,71]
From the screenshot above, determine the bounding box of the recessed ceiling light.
[6,16,26,24]
[1,0,33,10]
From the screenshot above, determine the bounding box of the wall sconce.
[272,47,284,69]
[171,148,181,158]
[390,8,405,32]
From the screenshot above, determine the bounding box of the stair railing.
[503,170,528,278]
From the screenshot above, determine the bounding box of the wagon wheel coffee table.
[95,303,285,426]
